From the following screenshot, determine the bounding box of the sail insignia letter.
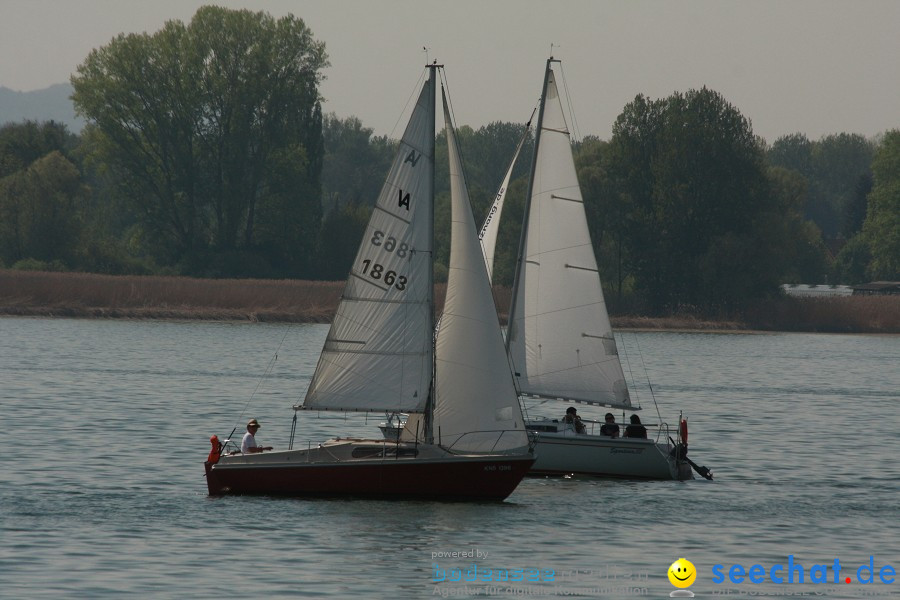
[398,189,411,210]
[404,150,421,167]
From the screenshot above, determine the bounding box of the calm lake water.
[1,317,898,599]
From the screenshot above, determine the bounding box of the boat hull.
[529,431,692,480]
[205,439,535,501]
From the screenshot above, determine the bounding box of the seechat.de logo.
[711,555,896,586]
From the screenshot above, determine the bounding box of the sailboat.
[204,64,535,499]
[485,58,709,480]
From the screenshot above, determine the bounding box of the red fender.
[207,435,222,464]
[680,418,689,445]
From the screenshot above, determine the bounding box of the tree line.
[0,7,897,314]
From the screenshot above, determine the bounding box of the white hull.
[527,421,692,480]
[373,417,694,480]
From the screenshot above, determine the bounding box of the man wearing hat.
[241,418,273,454]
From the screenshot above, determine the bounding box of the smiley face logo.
[668,558,697,588]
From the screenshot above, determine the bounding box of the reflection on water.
[1,318,898,598]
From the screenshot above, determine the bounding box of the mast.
[506,57,556,354]
[423,62,439,444]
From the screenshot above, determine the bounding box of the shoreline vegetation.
[1,269,898,334]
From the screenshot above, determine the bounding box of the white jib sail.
[478,120,531,283]
[433,88,529,453]
[507,64,633,409]
[303,74,435,413]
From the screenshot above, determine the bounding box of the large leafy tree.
[71,7,328,275]
[769,132,874,239]
[0,120,79,179]
[810,133,874,239]
[608,88,781,311]
[0,151,88,266]
[766,166,829,282]
[320,114,395,214]
[862,130,900,279]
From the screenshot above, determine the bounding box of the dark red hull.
[205,455,535,501]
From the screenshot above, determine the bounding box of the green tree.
[608,88,780,312]
[843,171,872,239]
[315,203,370,280]
[769,132,874,240]
[0,151,88,266]
[768,133,812,176]
[832,234,872,284]
[255,140,322,277]
[320,114,395,214]
[810,133,874,238]
[766,166,829,283]
[0,120,79,179]
[862,130,900,279]
[71,6,328,275]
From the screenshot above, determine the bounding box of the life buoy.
[207,435,222,464]
[680,419,688,445]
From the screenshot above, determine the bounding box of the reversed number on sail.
[371,230,409,257]
[361,260,407,290]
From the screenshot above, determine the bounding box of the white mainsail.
[433,89,529,453]
[303,73,435,413]
[507,62,633,410]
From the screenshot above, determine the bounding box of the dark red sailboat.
[205,63,534,500]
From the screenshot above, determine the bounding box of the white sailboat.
[204,64,534,499]
[486,58,709,480]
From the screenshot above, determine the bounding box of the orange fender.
[680,418,688,445]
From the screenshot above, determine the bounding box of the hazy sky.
[1,0,898,143]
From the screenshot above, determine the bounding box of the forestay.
[507,65,633,409]
[433,89,529,453]
[303,75,435,413]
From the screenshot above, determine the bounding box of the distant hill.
[0,83,85,133]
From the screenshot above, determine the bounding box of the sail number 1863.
[361,260,407,291]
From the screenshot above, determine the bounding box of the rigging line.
[617,331,641,409]
[439,67,476,201]
[557,61,581,143]
[387,68,429,141]
[517,298,607,319]
[228,323,293,445]
[632,332,664,425]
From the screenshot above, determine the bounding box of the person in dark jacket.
[624,414,648,439]
[600,413,620,438]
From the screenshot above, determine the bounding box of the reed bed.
[1,269,897,332]
[740,296,900,334]
[0,270,507,323]
[0,270,342,322]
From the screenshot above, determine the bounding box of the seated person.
[624,414,648,439]
[600,413,620,438]
[562,406,586,434]
[241,418,273,453]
